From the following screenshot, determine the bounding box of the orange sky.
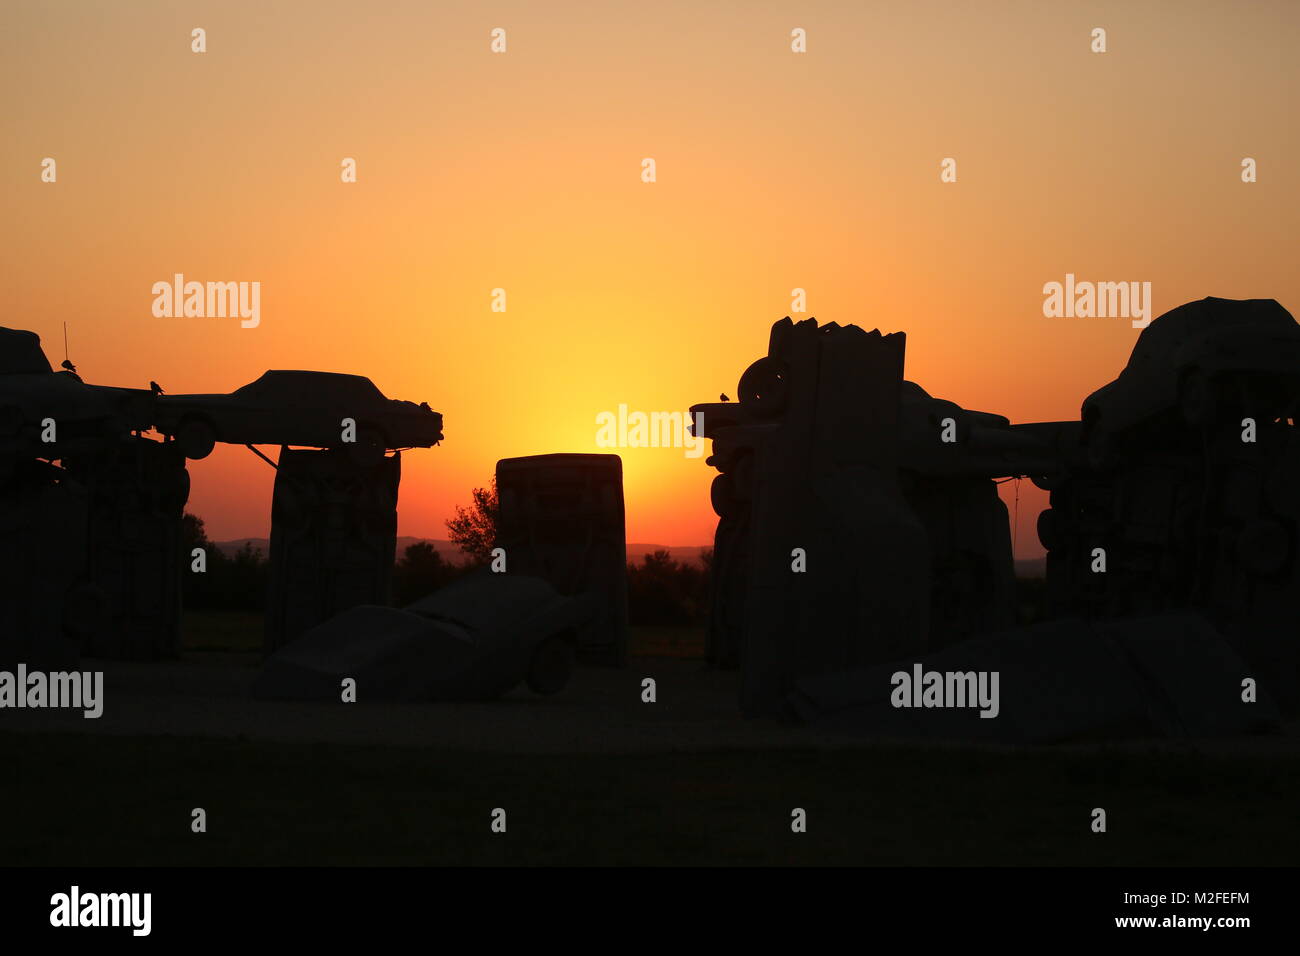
[4,1,1297,554]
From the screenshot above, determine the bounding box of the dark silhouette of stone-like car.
[154,369,442,464]
[1082,297,1300,451]
[253,572,594,702]
[0,327,154,466]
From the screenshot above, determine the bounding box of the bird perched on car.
[719,393,729,402]
[150,381,165,395]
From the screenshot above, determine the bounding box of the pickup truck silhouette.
[153,370,442,464]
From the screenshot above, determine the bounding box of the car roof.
[0,327,53,374]
[1126,297,1296,371]
[237,370,384,397]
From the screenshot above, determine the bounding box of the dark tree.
[180,512,267,611]
[180,512,212,556]
[445,478,499,564]
[393,541,447,605]
[627,549,711,626]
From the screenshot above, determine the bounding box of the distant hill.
[625,544,711,566]
[212,537,715,566]
[213,537,471,563]
[211,538,272,558]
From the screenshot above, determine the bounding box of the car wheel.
[709,473,735,519]
[161,466,191,512]
[738,357,789,419]
[176,419,216,460]
[526,636,574,696]
[1037,508,1060,552]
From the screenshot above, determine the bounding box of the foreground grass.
[181,611,263,653]
[181,611,706,659]
[2,732,1295,866]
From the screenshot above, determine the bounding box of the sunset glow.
[5,1,1297,554]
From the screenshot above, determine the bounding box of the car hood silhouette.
[153,369,442,460]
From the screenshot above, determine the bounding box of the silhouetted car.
[0,328,153,464]
[153,370,443,464]
[253,573,595,702]
[1082,298,1300,450]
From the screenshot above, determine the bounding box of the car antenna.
[60,322,78,375]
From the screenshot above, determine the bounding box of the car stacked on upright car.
[0,328,155,470]
[152,370,443,465]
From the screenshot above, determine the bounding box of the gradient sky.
[4,0,1297,554]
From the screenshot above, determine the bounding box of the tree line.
[180,512,712,627]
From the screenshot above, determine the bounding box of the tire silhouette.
[738,357,789,418]
[176,419,216,460]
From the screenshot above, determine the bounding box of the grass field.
[2,731,1296,866]
[182,611,264,653]
[5,608,1294,866]
[181,611,709,659]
